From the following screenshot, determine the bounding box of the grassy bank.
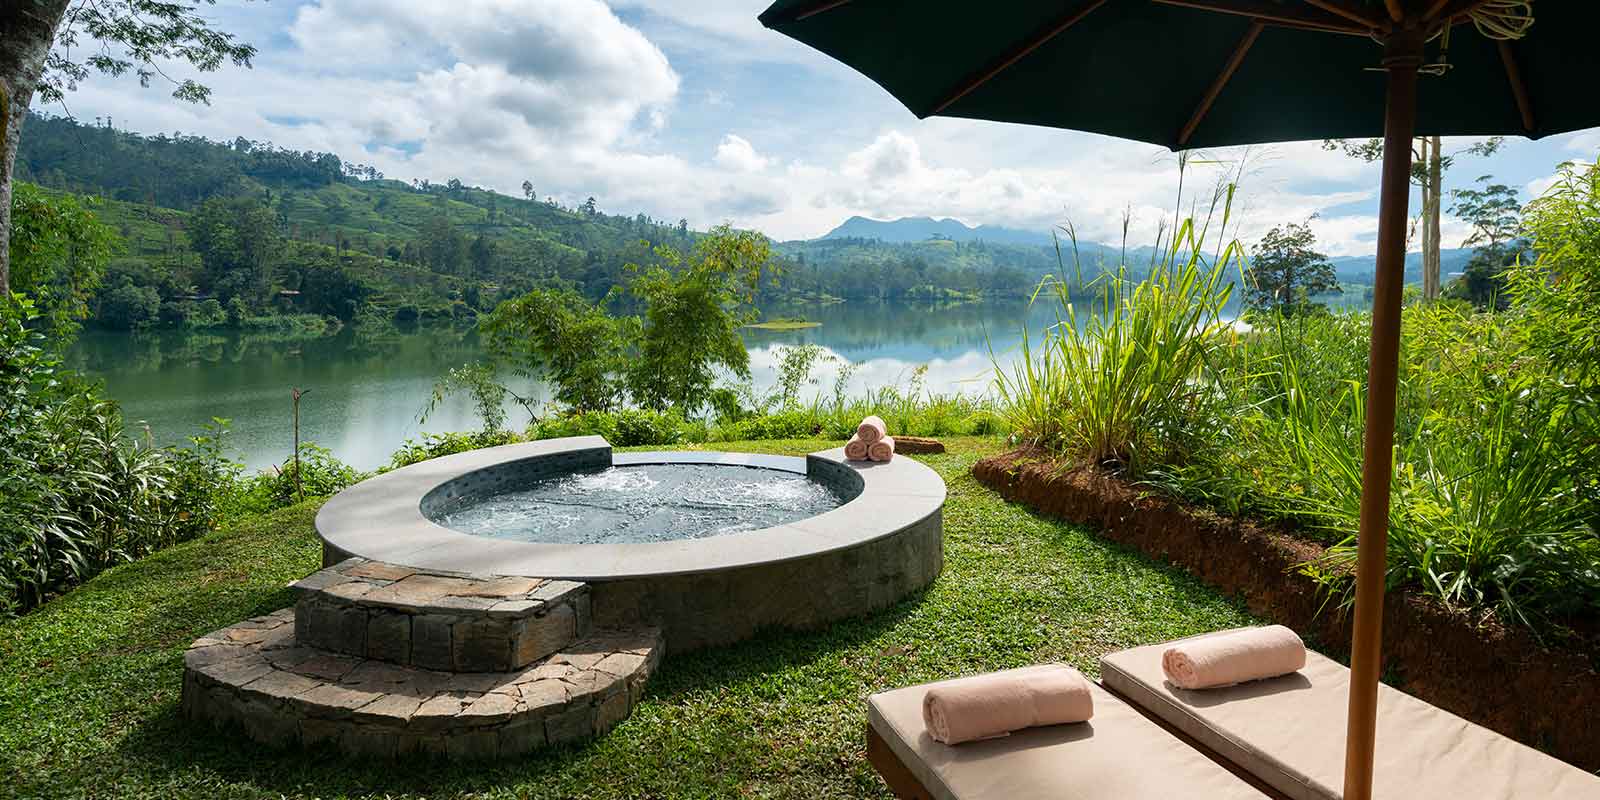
[0,436,1256,799]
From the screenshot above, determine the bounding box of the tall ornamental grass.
[1000,161,1599,634]
[993,214,1241,473]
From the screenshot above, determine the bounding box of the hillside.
[17,115,1454,332]
[19,116,1085,328]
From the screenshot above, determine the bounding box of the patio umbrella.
[756,2,1600,797]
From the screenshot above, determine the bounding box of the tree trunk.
[1425,135,1442,300]
[1418,137,1435,301]
[0,0,73,296]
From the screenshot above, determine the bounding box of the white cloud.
[714,134,769,172]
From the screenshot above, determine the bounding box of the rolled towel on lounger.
[1162,625,1306,690]
[922,664,1094,745]
[844,435,870,461]
[856,415,887,444]
[868,436,895,462]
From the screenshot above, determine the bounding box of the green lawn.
[0,437,1257,799]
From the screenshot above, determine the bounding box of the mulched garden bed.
[973,447,1600,771]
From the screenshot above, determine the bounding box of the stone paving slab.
[290,558,591,672]
[182,609,661,760]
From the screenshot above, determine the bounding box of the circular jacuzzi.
[315,436,945,651]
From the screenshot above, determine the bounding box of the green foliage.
[994,218,1239,471]
[388,430,521,470]
[1446,176,1525,309]
[480,288,632,412]
[233,444,362,513]
[531,408,693,448]
[1243,219,1339,313]
[0,296,239,613]
[189,195,279,307]
[625,226,775,413]
[38,0,258,106]
[8,183,120,330]
[996,172,1599,633]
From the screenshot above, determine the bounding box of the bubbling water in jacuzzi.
[436,463,847,545]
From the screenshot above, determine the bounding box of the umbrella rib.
[1149,0,1367,35]
[777,0,854,23]
[1302,0,1384,29]
[925,0,1109,117]
[1497,40,1536,134]
[1178,20,1265,147]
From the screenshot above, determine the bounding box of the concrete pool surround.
[184,436,946,758]
[315,436,947,650]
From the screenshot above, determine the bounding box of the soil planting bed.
[973,448,1600,771]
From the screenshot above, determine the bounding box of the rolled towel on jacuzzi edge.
[856,415,887,444]
[868,435,895,462]
[844,435,870,461]
[1162,625,1307,690]
[922,664,1094,745]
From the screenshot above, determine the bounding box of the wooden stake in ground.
[292,388,310,502]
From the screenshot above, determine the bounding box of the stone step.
[290,557,591,672]
[182,609,661,759]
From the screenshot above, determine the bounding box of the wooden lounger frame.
[865,681,1293,800]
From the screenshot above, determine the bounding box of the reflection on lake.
[69,295,1299,471]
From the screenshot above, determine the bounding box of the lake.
[69,296,1275,471]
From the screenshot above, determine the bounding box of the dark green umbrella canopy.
[758,0,1600,150]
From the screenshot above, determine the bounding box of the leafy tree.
[8,182,118,329]
[1244,220,1339,314]
[96,282,159,329]
[468,234,494,278]
[1446,177,1522,309]
[1323,136,1502,299]
[1,0,256,294]
[419,214,466,275]
[189,195,278,307]
[521,180,534,202]
[625,225,775,411]
[581,197,598,216]
[480,288,633,412]
[295,261,374,319]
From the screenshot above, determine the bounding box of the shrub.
[530,408,691,447]
[234,444,363,513]
[1,296,240,614]
[389,430,521,470]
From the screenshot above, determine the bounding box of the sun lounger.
[866,673,1273,799]
[1100,629,1600,800]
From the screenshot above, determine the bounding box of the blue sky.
[53,0,1600,255]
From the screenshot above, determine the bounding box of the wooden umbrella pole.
[1342,24,1423,800]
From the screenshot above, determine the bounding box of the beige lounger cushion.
[1101,630,1600,800]
[867,668,1268,799]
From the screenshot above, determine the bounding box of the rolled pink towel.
[868,436,895,463]
[1162,625,1307,690]
[922,664,1094,745]
[844,435,870,461]
[856,415,887,444]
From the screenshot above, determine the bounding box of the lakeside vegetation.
[996,159,1599,639]
[744,316,821,330]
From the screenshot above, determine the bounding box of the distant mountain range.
[817,215,1475,285]
[822,215,1057,247]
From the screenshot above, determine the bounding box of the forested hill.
[15,115,1083,330]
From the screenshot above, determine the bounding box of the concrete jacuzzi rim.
[314,435,947,581]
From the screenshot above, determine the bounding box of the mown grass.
[0,436,1256,800]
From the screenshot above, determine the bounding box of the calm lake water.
[69,298,1261,471]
